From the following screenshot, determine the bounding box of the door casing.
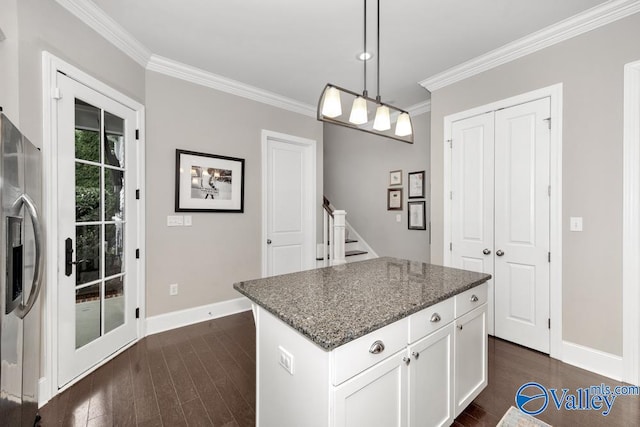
[41,52,146,405]
[442,84,563,360]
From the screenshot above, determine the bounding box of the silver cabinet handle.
[14,194,44,319]
[457,324,463,330]
[470,294,479,303]
[403,356,411,365]
[369,340,385,354]
[483,248,491,255]
[430,313,441,323]
[72,259,89,265]
[411,351,420,360]
[267,239,272,245]
[496,250,504,256]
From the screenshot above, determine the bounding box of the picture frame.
[389,170,402,186]
[408,201,426,230]
[387,188,403,210]
[175,149,245,212]
[408,170,425,199]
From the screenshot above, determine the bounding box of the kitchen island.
[234,257,491,427]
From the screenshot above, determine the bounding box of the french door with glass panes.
[57,73,140,387]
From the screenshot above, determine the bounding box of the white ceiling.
[91,0,607,109]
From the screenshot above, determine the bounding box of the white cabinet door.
[408,323,455,427]
[454,305,488,417]
[334,351,408,427]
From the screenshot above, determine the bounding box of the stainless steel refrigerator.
[0,111,45,426]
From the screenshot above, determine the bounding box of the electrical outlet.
[184,215,192,226]
[278,346,294,375]
[169,283,178,295]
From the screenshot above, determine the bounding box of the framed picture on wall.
[389,170,402,186]
[408,170,425,199]
[387,188,403,210]
[175,149,245,212]
[408,201,426,230]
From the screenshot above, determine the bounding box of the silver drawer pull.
[411,351,420,360]
[369,340,385,354]
[470,294,479,303]
[430,313,441,323]
[403,356,411,365]
[457,324,463,330]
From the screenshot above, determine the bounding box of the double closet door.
[450,97,551,354]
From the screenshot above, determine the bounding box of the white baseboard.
[562,341,623,381]
[145,297,252,336]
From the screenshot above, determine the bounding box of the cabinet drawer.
[454,283,488,318]
[332,318,408,386]
[408,298,454,343]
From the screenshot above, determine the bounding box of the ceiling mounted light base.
[318,84,414,144]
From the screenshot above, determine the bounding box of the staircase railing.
[322,198,346,266]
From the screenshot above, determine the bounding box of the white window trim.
[442,83,564,360]
[623,60,640,386]
[40,52,146,406]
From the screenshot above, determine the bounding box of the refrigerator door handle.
[14,194,44,319]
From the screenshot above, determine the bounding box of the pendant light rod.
[376,0,380,101]
[363,0,367,96]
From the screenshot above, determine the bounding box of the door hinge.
[135,129,140,140]
[548,318,551,329]
[548,185,551,197]
[447,139,452,148]
[136,308,140,319]
[136,189,140,200]
[136,248,140,259]
[449,191,453,200]
[449,242,453,251]
[548,252,551,263]
[52,88,62,100]
[544,117,551,130]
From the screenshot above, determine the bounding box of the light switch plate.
[396,214,401,223]
[570,217,583,232]
[167,215,184,227]
[184,215,192,226]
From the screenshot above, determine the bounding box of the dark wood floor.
[39,311,640,426]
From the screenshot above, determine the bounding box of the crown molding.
[420,0,640,92]
[407,99,431,116]
[147,55,316,117]
[55,0,151,67]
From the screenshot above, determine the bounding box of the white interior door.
[494,98,551,353]
[451,112,495,334]
[264,133,315,276]
[57,73,139,386]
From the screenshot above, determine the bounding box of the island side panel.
[256,306,331,427]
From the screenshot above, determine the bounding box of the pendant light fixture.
[317,0,413,144]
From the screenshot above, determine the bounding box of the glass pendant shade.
[395,112,412,136]
[349,96,368,125]
[321,86,342,118]
[373,105,391,131]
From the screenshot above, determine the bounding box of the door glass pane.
[76,163,101,222]
[105,223,124,277]
[76,283,101,348]
[76,225,101,286]
[104,168,124,221]
[75,99,101,162]
[104,277,124,334]
[104,112,125,168]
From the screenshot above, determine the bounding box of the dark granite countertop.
[233,257,491,351]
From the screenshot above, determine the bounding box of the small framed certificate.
[408,170,425,199]
[387,188,403,210]
[408,201,426,230]
[389,170,402,186]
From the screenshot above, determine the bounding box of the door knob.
[483,248,491,255]
[496,250,505,256]
[267,239,272,245]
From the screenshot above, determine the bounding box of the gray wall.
[17,0,146,146]
[0,0,20,121]
[324,112,430,262]
[145,71,323,317]
[430,13,640,356]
